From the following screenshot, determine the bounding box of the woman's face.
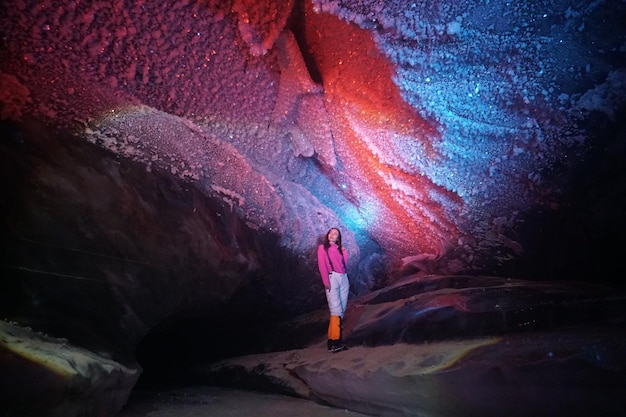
[328,228,339,243]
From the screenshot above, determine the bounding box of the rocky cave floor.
[116,274,626,417]
[117,377,370,417]
[118,331,626,417]
[3,274,625,417]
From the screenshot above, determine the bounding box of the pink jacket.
[317,243,348,288]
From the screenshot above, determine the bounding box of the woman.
[317,227,350,352]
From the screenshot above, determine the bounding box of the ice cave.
[1,0,625,416]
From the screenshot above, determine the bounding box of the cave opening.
[134,306,327,389]
[134,315,250,389]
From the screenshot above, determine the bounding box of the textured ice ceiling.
[1,0,625,290]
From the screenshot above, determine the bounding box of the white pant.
[325,272,349,317]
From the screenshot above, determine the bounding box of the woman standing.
[317,227,350,352]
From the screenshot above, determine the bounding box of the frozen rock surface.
[1,0,624,277]
[193,275,626,417]
[0,321,139,417]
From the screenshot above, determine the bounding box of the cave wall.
[3,114,357,349]
[0,0,625,415]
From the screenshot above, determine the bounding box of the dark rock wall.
[1,120,325,358]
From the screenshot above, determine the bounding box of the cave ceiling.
[1,0,625,291]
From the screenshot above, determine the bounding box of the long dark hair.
[323,227,343,255]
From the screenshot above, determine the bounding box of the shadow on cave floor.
[117,385,369,417]
[132,308,329,390]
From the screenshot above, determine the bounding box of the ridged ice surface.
[1,0,624,282]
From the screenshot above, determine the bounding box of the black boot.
[328,339,347,353]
